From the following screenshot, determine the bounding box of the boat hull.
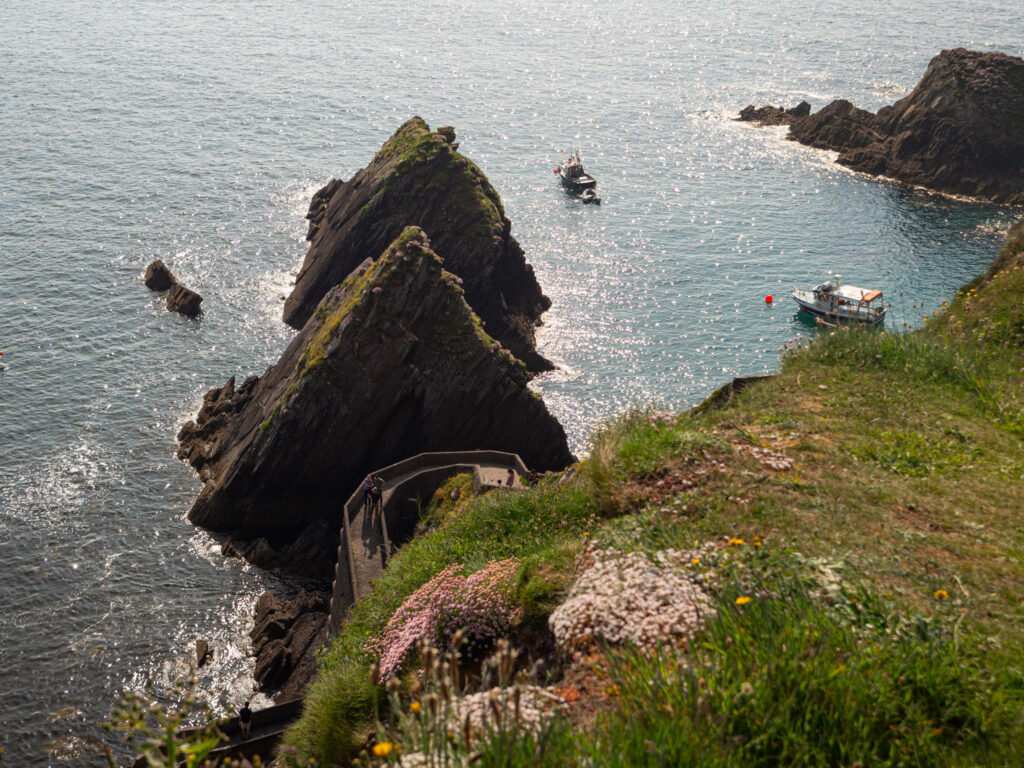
[792,293,885,326]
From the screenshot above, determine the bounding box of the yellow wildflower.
[691,557,701,566]
[372,742,394,757]
[734,596,752,606]
[410,701,421,713]
[934,589,949,600]
[727,537,744,546]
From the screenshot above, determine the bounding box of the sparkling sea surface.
[1,0,1022,763]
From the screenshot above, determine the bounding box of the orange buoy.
[765,295,773,304]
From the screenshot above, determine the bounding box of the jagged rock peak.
[178,227,574,576]
[738,49,1024,204]
[285,117,553,372]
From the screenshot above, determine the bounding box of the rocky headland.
[178,227,574,579]
[284,118,554,372]
[739,49,1024,204]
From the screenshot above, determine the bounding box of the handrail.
[328,450,531,637]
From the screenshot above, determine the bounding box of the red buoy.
[553,168,559,174]
[765,295,773,304]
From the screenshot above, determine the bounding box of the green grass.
[283,481,597,761]
[283,221,1024,766]
[589,552,1018,768]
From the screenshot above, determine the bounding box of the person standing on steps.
[362,474,375,512]
[371,475,385,514]
[238,701,253,740]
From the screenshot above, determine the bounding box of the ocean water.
[1,0,1021,763]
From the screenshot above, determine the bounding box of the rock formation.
[737,101,810,126]
[144,259,176,291]
[284,117,553,372]
[144,258,204,316]
[167,283,203,317]
[178,227,574,576]
[251,590,329,701]
[739,49,1024,204]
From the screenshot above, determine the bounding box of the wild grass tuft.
[593,551,1018,767]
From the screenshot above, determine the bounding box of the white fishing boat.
[556,151,597,191]
[791,275,886,326]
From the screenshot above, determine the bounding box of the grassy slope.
[284,221,1024,766]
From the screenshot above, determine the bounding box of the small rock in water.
[167,283,203,317]
[144,259,176,291]
[196,639,213,668]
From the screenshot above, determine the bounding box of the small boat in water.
[580,188,601,204]
[792,275,886,326]
[556,151,597,192]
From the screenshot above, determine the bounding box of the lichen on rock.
[285,117,553,372]
[178,227,574,577]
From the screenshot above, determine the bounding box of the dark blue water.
[1,0,1021,763]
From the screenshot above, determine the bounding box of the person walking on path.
[370,475,385,514]
[238,701,253,740]
[506,468,516,488]
[362,474,375,512]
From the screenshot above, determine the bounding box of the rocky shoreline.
[739,49,1024,204]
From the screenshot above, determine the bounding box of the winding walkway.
[329,450,529,636]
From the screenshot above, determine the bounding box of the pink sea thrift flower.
[370,558,521,678]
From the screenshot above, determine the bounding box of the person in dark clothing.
[239,701,253,739]
[363,474,375,512]
[370,475,385,513]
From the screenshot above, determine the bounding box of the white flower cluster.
[747,445,793,471]
[549,544,716,650]
[452,685,567,733]
[395,686,566,768]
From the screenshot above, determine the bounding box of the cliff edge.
[739,49,1024,203]
[284,118,553,372]
[178,228,574,576]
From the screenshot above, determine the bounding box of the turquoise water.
[1,0,1021,763]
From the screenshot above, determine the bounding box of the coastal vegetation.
[277,220,1024,766]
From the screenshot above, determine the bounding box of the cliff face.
[739,49,1024,204]
[284,118,553,372]
[178,228,574,573]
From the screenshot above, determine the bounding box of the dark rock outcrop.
[220,520,339,581]
[167,283,203,317]
[178,227,574,575]
[196,639,213,668]
[739,49,1024,204]
[251,590,329,701]
[144,258,203,316]
[144,259,176,291]
[285,117,553,372]
[737,101,810,126]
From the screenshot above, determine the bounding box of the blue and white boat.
[792,275,886,326]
